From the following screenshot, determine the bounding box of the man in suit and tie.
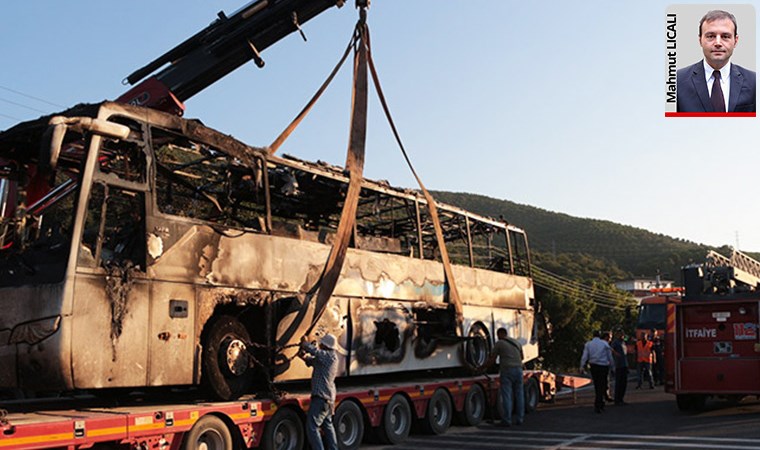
[677,10,756,113]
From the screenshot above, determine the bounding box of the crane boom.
[117,0,344,115]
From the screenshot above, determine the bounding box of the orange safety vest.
[636,340,653,363]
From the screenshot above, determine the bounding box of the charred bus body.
[0,102,536,400]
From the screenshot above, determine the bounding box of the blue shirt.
[301,342,338,403]
[580,337,613,368]
[610,338,627,368]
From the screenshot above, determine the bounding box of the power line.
[532,270,622,304]
[534,278,625,309]
[533,267,630,302]
[0,112,23,122]
[0,97,49,114]
[533,279,625,310]
[531,263,632,310]
[532,265,634,302]
[0,85,64,108]
[535,283,625,310]
[535,281,625,311]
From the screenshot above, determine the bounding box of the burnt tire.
[262,408,304,450]
[464,323,491,373]
[335,400,365,450]
[202,315,254,401]
[181,415,233,450]
[420,388,452,435]
[455,383,486,426]
[524,377,539,414]
[377,394,412,445]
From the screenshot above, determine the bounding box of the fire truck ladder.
[705,249,760,289]
[729,249,760,280]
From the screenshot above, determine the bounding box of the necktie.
[710,70,725,112]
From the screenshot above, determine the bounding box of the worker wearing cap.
[299,333,339,450]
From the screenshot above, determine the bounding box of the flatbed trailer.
[0,370,576,450]
[0,375,500,450]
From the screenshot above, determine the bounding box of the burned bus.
[0,102,536,400]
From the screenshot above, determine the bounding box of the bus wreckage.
[0,101,537,400]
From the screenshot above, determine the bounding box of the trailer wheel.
[335,400,364,450]
[464,323,491,372]
[262,408,304,450]
[524,378,539,414]
[181,415,233,450]
[202,315,254,401]
[377,394,412,445]
[455,383,486,426]
[420,388,452,435]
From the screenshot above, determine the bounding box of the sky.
[1,1,760,252]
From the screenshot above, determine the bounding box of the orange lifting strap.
[267,12,463,343]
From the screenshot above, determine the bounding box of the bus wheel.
[202,315,254,401]
[420,388,452,435]
[455,383,486,426]
[335,400,364,450]
[524,377,539,414]
[262,408,304,450]
[181,415,233,450]
[377,394,412,445]
[464,323,491,372]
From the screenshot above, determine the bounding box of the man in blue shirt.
[299,334,339,450]
[580,330,614,413]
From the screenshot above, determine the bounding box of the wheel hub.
[223,337,249,376]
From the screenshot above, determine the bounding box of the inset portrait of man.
[677,9,756,113]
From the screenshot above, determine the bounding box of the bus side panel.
[453,265,532,310]
[346,298,461,376]
[0,283,71,390]
[148,282,196,386]
[70,274,150,388]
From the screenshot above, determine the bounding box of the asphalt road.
[364,383,760,450]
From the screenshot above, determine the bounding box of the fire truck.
[666,250,760,411]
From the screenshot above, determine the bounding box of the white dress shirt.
[580,337,613,367]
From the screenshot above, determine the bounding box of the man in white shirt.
[676,10,756,113]
[580,330,613,414]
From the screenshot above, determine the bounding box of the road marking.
[375,430,760,450]
[545,434,591,450]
